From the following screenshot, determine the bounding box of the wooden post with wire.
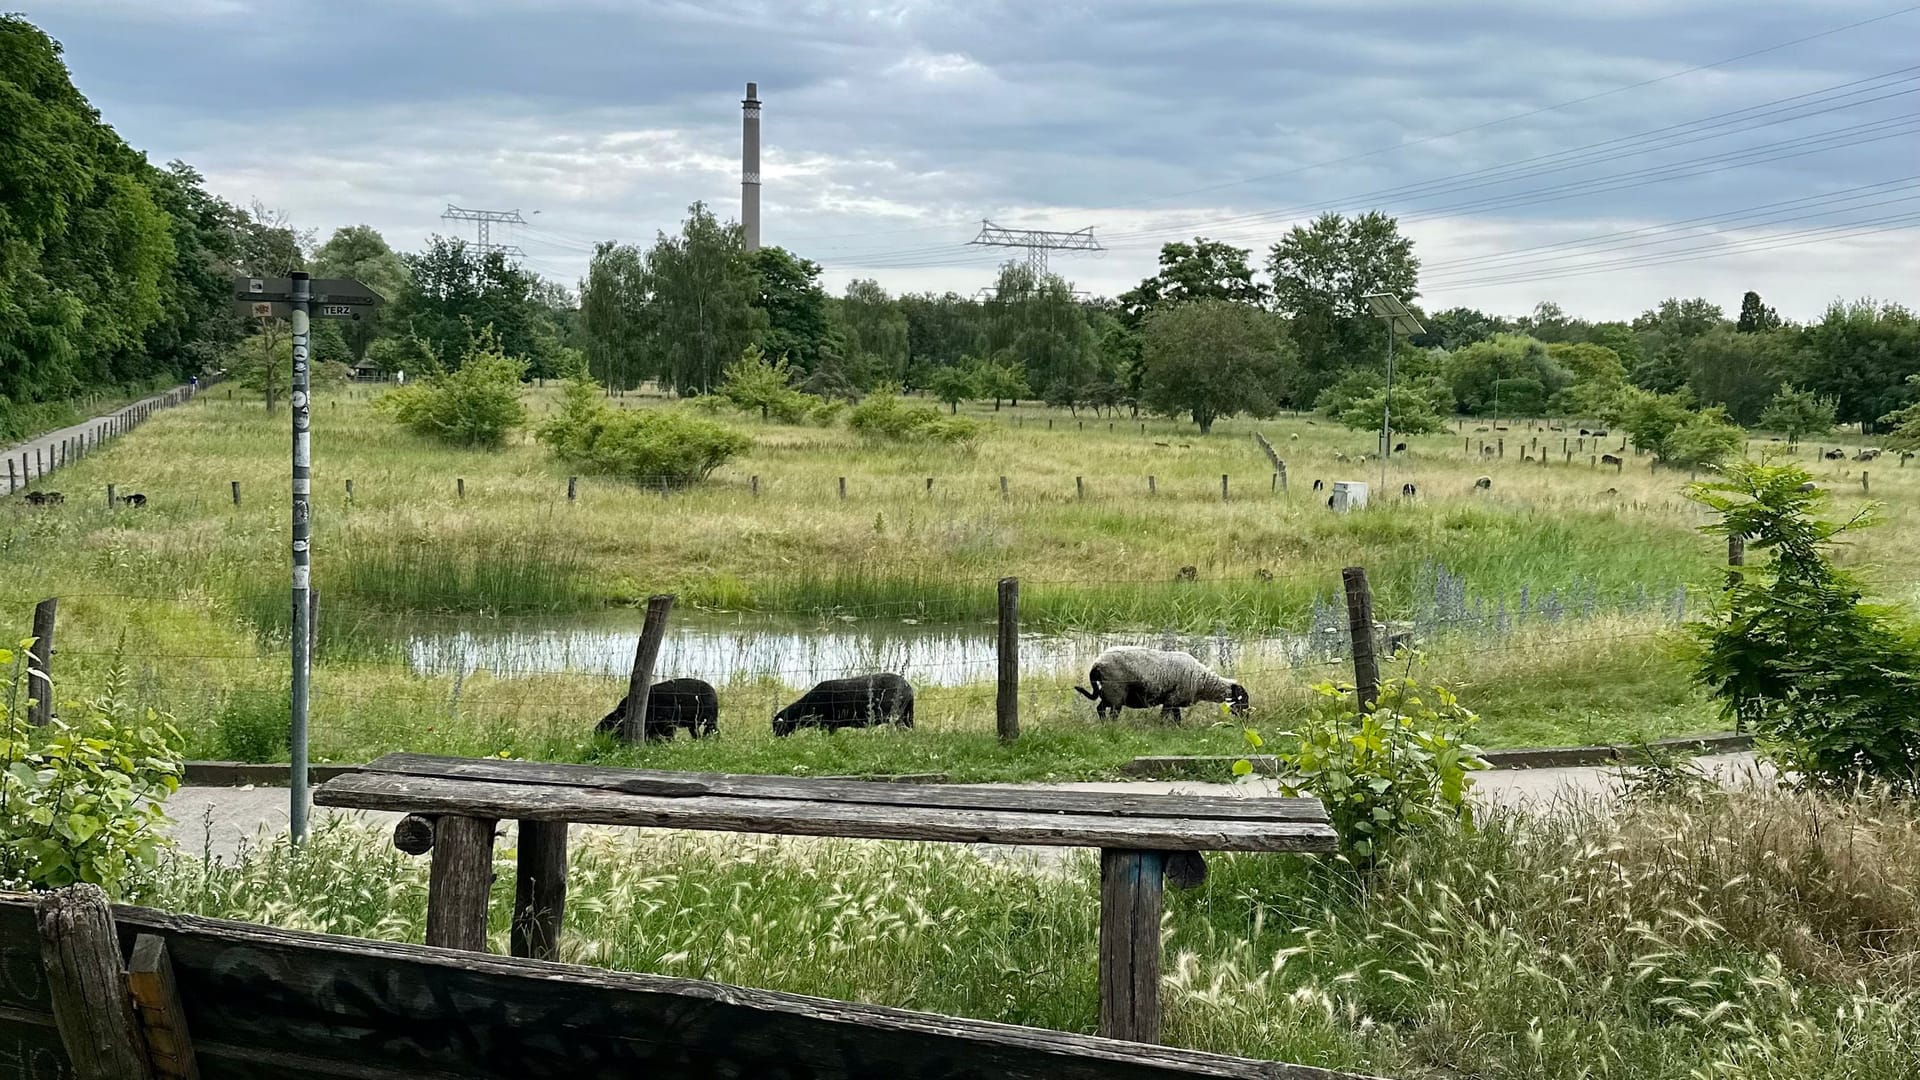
[1342,567,1378,713]
[29,597,56,727]
[996,577,1019,743]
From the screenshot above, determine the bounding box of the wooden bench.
[0,885,1381,1079]
[314,752,1339,1044]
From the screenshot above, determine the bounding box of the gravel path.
[2,381,197,496]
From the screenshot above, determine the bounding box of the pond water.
[404,613,1342,688]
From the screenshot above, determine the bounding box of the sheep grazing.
[1074,646,1247,723]
[1591,428,1610,437]
[24,491,63,507]
[1822,448,1844,460]
[1326,494,1335,509]
[1604,487,1619,495]
[1600,453,1624,466]
[1855,448,1883,462]
[1332,452,1347,462]
[119,493,147,508]
[596,677,720,742]
[772,673,914,736]
[1393,442,1407,453]
[1401,482,1417,497]
[1176,565,1198,582]
[1480,445,1496,457]
[1311,479,1325,491]
[1256,568,1274,582]
[1289,433,1299,441]
[1474,476,1492,490]
[1153,441,1169,447]
[1798,481,1819,492]
[1579,428,1592,436]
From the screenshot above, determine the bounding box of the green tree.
[976,357,1028,410]
[981,263,1095,406]
[1426,306,1510,350]
[1631,297,1725,392]
[1117,237,1266,326]
[636,203,761,396]
[1615,388,1744,467]
[1877,376,1920,448]
[1797,299,1920,429]
[898,291,982,381]
[1338,384,1447,436]
[1735,290,1782,333]
[1442,334,1570,416]
[579,241,648,391]
[1266,211,1419,403]
[926,362,980,414]
[751,247,842,382]
[1687,461,1920,791]
[1758,384,1837,445]
[393,237,560,375]
[1684,327,1805,426]
[312,224,408,365]
[539,374,751,484]
[836,278,909,388]
[1138,299,1290,434]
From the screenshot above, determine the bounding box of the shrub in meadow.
[374,326,529,449]
[539,374,751,485]
[846,385,984,446]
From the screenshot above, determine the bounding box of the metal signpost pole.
[289,272,313,844]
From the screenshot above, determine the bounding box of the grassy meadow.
[148,785,1920,1078]
[4,383,1916,772]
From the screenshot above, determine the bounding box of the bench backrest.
[0,891,1364,1080]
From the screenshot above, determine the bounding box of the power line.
[441,205,529,258]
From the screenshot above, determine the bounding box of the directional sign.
[233,277,384,319]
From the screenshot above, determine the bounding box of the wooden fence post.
[511,821,569,961]
[926,477,934,496]
[619,594,677,739]
[1076,476,1084,499]
[29,597,56,727]
[457,478,465,499]
[346,478,355,504]
[425,816,498,952]
[567,476,578,502]
[1862,471,1870,493]
[127,934,201,1080]
[1278,463,1288,490]
[838,476,847,500]
[999,475,1008,500]
[230,481,240,507]
[1147,475,1156,495]
[1221,474,1229,501]
[1097,849,1166,1044]
[1342,567,1378,713]
[107,484,117,509]
[996,578,1019,743]
[748,475,757,498]
[7,456,15,493]
[36,885,157,1080]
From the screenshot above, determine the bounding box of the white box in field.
[1331,481,1368,512]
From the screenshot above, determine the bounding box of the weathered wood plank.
[1098,850,1166,1044]
[425,817,496,953]
[350,753,1330,825]
[0,1010,72,1080]
[318,773,1338,853]
[0,907,50,1014]
[127,935,200,1080]
[19,897,1384,1080]
[36,885,154,1079]
[510,821,567,961]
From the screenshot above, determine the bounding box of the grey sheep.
[1074,646,1248,723]
[1474,476,1492,490]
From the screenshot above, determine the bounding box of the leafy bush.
[1878,374,1920,448]
[539,375,751,484]
[1759,383,1837,444]
[1336,385,1448,435]
[374,327,528,448]
[1615,387,1744,466]
[213,694,288,764]
[1239,677,1486,858]
[715,346,838,424]
[926,362,981,413]
[1,653,182,892]
[846,385,984,445]
[1687,461,1920,792]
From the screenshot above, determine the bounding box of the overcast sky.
[29,0,1920,321]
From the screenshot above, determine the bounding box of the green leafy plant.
[715,345,838,424]
[1,646,183,892]
[1759,384,1838,445]
[374,325,529,448]
[846,385,984,445]
[1238,677,1487,858]
[1686,460,1920,791]
[539,374,751,485]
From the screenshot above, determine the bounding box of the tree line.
[6,11,1915,455]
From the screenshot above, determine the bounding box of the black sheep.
[1393,442,1407,452]
[773,673,914,736]
[1401,482,1417,497]
[1601,454,1623,466]
[120,492,147,507]
[596,677,719,742]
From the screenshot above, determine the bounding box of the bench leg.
[426,815,497,952]
[1098,848,1166,1043]
[511,820,569,961]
